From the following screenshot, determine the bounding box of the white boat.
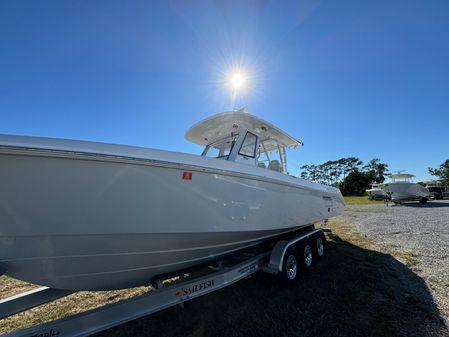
[0,109,345,291]
[366,183,386,200]
[381,172,430,203]
[423,180,447,200]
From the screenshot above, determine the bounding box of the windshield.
[202,134,239,159]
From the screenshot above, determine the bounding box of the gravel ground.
[337,200,449,324]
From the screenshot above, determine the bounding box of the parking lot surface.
[338,200,449,323]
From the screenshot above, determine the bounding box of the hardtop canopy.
[184,109,303,152]
[388,172,415,180]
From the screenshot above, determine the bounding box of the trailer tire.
[419,197,427,203]
[312,232,326,262]
[299,240,313,272]
[280,247,299,285]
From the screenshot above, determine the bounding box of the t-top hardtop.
[185,108,303,174]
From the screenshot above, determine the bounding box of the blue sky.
[0,0,448,181]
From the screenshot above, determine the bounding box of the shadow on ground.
[398,201,449,208]
[96,233,448,337]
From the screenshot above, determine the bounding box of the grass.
[0,279,148,334]
[344,195,385,205]
[346,207,387,213]
[1,220,447,337]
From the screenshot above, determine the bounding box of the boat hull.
[0,137,344,290]
[2,230,294,290]
[366,188,386,200]
[382,182,430,202]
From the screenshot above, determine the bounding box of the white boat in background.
[366,183,386,200]
[423,180,448,200]
[381,172,430,203]
[0,108,344,291]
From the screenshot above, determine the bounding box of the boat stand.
[1,227,321,337]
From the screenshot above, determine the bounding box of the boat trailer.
[0,227,324,337]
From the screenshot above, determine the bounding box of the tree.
[339,170,376,196]
[428,160,449,186]
[299,156,390,194]
[340,157,363,177]
[301,157,366,186]
[363,158,389,183]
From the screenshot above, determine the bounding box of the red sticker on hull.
[182,172,192,180]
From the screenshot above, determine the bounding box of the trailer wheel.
[299,240,313,272]
[312,232,326,262]
[280,247,299,285]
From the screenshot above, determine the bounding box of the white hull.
[366,188,386,200]
[0,135,344,290]
[382,182,430,202]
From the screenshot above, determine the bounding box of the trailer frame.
[1,227,323,337]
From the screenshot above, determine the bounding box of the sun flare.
[230,73,246,90]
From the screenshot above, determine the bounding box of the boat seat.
[257,162,267,168]
[268,160,282,172]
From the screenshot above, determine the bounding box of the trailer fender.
[264,228,321,274]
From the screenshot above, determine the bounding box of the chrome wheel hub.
[304,245,313,267]
[317,237,324,256]
[286,254,298,280]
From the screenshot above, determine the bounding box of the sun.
[230,73,246,90]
